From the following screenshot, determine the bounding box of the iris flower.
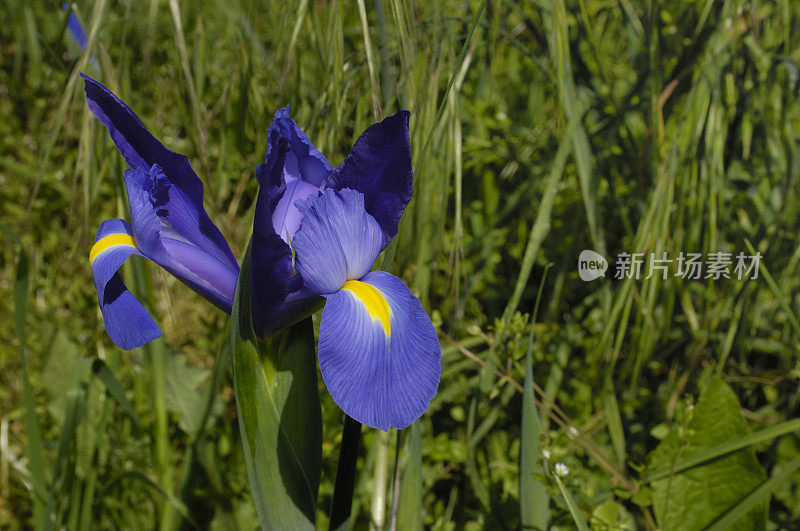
[84,74,239,350]
[85,74,440,430]
[250,108,441,430]
[62,3,88,50]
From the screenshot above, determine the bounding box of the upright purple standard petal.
[250,130,296,333]
[268,107,333,242]
[317,271,441,430]
[90,219,161,350]
[292,188,386,295]
[326,111,412,244]
[82,74,237,272]
[272,106,333,187]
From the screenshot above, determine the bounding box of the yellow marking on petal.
[89,234,138,263]
[342,280,391,336]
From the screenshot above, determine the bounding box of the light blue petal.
[318,271,441,430]
[292,188,386,295]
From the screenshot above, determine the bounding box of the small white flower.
[542,450,551,460]
[568,426,580,439]
[555,462,570,477]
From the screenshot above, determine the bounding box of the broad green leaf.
[707,453,800,530]
[164,349,211,437]
[231,242,322,529]
[90,358,142,431]
[648,378,767,530]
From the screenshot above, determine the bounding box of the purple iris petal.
[82,73,238,272]
[250,130,296,334]
[271,158,322,242]
[318,271,441,430]
[326,111,412,244]
[267,107,333,242]
[273,106,333,187]
[292,188,386,295]
[159,237,237,311]
[90,219,161,350]
[124,165,238,312]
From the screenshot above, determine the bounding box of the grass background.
[2,0,800,528]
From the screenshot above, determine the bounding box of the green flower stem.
[370,429,390,530]
[147,338,173,530]
[330,416,363,531]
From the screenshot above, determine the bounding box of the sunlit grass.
[2,0,800,528]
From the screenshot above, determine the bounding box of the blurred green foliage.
[2,0,800,528]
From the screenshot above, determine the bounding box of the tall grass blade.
[553,474,589,531]
[2,224,49,529]
[395,422,422,531]
[520,265,551,530]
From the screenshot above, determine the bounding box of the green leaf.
[396,422,422,531]
[707,453,800,531]
[647,418,800,482]
[553,473,589,531]
[648,378,767,530]
[91,359,142,431]
[164,349,211,437]
[520,266,550,530]
[231,242,322,529]
[1,223,49,528]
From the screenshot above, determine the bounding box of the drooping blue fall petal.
[82,74,237,272]
[90,219,161,350]
[326,111,412,244]
[292,188,386,295]
[317,271,440,430]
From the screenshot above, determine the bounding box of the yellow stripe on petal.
[89,234,138,263]
[342,279,392,336]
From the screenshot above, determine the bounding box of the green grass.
[2,0,800,528]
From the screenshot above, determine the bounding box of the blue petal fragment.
[62,4,88,50]
[292,188,386,295]
[91,219,161,349]
[81,74,238,272]
[326,111,412,243]
[317,271,441,430]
